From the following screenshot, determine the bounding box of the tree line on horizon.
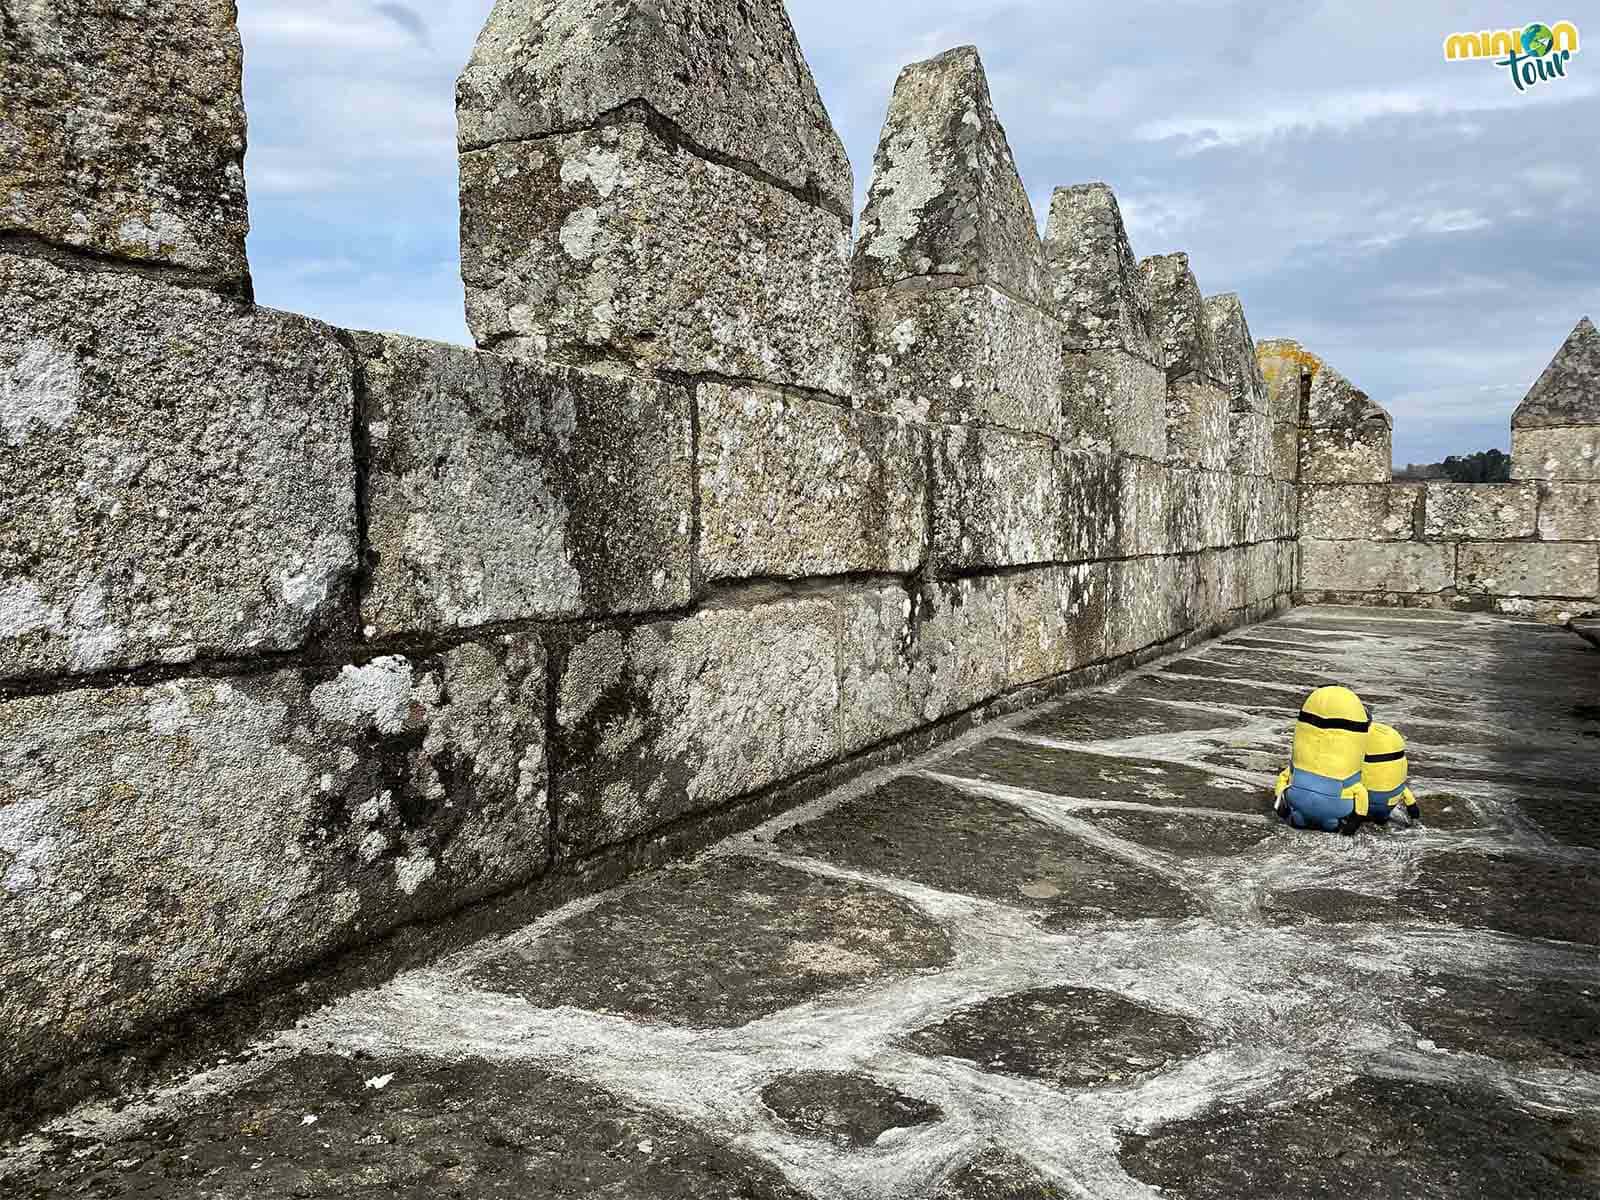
[1394,449,1512,483]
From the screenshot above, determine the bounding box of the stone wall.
[1276,324,1600,620]
[1,0,1297,1094]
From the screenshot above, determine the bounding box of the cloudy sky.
[239,0,1598,466]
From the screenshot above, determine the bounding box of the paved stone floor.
[3,606,1598,1198]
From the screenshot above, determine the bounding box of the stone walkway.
[3,607,1598,1198]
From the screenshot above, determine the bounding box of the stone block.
[554,600,839,853]
[1167,379,1230,470]
[359,333,692,636]
[1511,317,1600,429]
[1204,293,1268,412]
[1228,410,1270,477]
[931,426,1060,573]
[1042,183,1155,357]
[1512,426,1600,481]
[0,253,356,681]
[0,636,548,1088]
[1107,555,1183,656]
[1061,348,1167,459]
[697,382,928,582]
[1140,252,1223,385]
[1194,469,1232,550]
[1229,474,1270,546]
[855,283,1060,437]
[1058,449,1123,563]
[1300,423,1392,484]
[1118,457,1171,558]
[1256,339,1312,425]
[1269,420,1300,481]
[1244,542,1281,606]
[1423,482,1537,540]
[1004,563,1107,686]
[1305,361,1388,429]
[459,118,854,394]
[0,0,249,287]
[457,0,853,218]
[1300,484,1421,541]
[1458,543,1598,598]
[853,47,1046,304]
[1300,540,1454,594]
[1537,483,1600,542]
[1276,481,1301,541]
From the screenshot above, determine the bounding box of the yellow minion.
[1273,686,1371,834]
[1362,723,1421,824]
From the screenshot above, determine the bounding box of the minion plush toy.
[1362,723,1421,824]
[1274,686,1371,834]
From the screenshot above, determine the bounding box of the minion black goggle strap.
[1297,710,1371,733]
[1364,749,1405,763]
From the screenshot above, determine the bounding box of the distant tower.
[1511,317,1600,481]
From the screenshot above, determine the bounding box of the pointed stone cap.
[1258,339,1391,430]
[1204,293,1268,412]
[457,0,852,218]
[1043,182,1155,357]
[852,45,1047,304]
[1512,317,1600,428]
[1256,337,1317,424]
[1140,253,1223,384]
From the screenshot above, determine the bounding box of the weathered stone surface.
[1510,316,1600,429]
[699,383,927,581]
[1122,1076,1600,1200]
[760,1071,942,1148]
[1458,542,1598,598]
[1020,694,1245,743]
[0,253,355,680]
[853,46,1046,304]
[1227,410,1270,477]
[777,775,1195,924]
[1004,563,1107,686]
[1061,348,1167,458]
[554,600,839,853]
[471,856,950,1025]
[358,333,692,635]
[1193,469,1232,549]
[1058,449,1123,562]
[1299,421,1392,484]
[0,638,548,1089]
[460,118,854,392]
[1268,419,1299,481]
[17,1053,815,1199]
[0,0,250,286]
[457,0,853,217]
[1423,482,1537,540]
[1513,425,1600,481]
[1140,253,1223,385]
[1300,540,1454,594]
[1043,183,1154,357]
[1084,805,1276,856]
[855,283,1061,437]
[1538,482,1600,541]
[1117,458,1170,557]
[1256,338,1312,425]
[1167,379,1230,469]
[1107,555,1184,654]
[1299,483,1419,541]
[1304,359,1389,428]
[932,426,1060,573]
[929,1148,1066,1199]
[1204,293,1268,412]
[907,985,1208,1089]
[1404,970,1600,1069]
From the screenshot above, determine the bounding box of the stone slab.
[1537,482,1600,541]
[698,382,928,581]
[932,425,1060,573]
[1457,542,1599,598]
[777,775,1195,925]
[1203,293,1268,412]
[553,599,839,854]
[1300,540,1454,594]
[1120,672,1318,716]
[16,1052,813,1198]
[1304,360,1389,429]
[1423,482,1537,540]
[1268,419,1299,481]
[1004,563,1107,687]
[457,0,853,217]
[1227,409,1269,477]
[1060,347,1167,459]
[1298,483,1418,541]
[930,1148,1066,1199]
[460,118,854,393]
[1122,1075,1600,1200]
[0,253,356,680]
[1116,459,1171,558]
[1019,694,1246,743]
[1107,555,1185,654]
[855,282,1061,437]
[1140,253,1222,384]
[358,332,692,635]
[1058,450,1123,563]
[470,856,949,1026]
[1043,183,1156,358]
[1404,969,1600,1068]
[1299,423,1392,484]
[1166,379,1231,470]
[1256,339,1312,425]
[1080,807,1277,856]
[906,984,1208,1089]
[1513,425,1600,481]
[1511,316,1600,429]
[0,638,549,1090]
[760,1071,942,1148]
[852,46,1046,305]
[0,0,250,286]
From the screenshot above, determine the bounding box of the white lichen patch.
[2,340,81,445]
[0,579,63,640]
[394,850,438,896]
[310,658,415,735]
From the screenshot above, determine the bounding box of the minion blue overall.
[1273,686,1370,835]
[1362,722,1421,824]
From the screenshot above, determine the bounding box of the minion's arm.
[1402,785,1421,823]
[1273,768,1290,818]
[1335,781,1370,836]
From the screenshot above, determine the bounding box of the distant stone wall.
[1,0,1289,1096]
[1272,326,1600,620]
